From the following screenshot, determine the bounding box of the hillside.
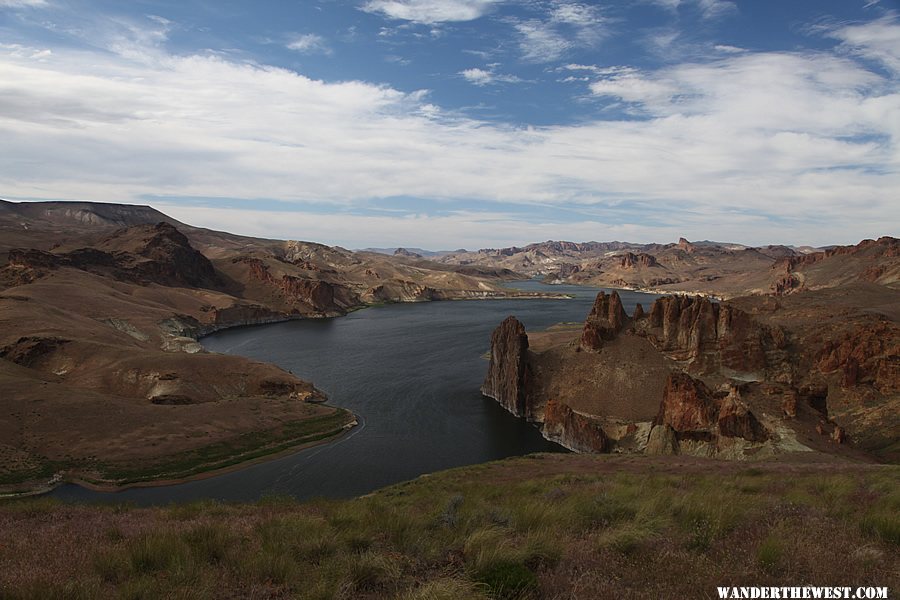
[0,455,896,599]
[0,200,551,492]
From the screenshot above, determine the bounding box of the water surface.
[50,282,658,505]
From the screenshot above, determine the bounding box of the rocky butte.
[483,253,899,462]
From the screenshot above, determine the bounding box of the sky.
[0,0,898,249]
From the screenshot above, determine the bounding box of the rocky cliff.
[481,316,531,418]
[580,290,629,351]
[650,372,768,451]
[482,288,885,461]
[640,295,789,378]
[3,222,221,289]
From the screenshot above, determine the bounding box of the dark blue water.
[50,282,658,505]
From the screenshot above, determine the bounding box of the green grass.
[0,409,354,489]
[1,458,898,598]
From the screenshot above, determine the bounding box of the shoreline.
[1,416,358,499]
[0,285,608,500]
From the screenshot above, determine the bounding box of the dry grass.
[0,455,897,599]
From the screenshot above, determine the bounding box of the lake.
[50,282,658,505]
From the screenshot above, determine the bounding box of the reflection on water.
[50,282,658,505]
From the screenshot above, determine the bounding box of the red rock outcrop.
[642,295,787,376]
[619,252,658,269]
[362,281,436,303]
[655,372,768,443]
[632,303,645,320]
[482,316,531,418]
[716,387,769,442]
[655,372,718,433]
[238,256,346,313]
[581,291,629,351]
[542,398,609,453]
[817,320,900,393]
[677,237,696,253]
[770,236,898,294]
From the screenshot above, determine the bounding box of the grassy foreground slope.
[1,454,897,599]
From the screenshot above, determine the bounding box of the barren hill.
[0,200,549,491]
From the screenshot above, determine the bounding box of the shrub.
[93,548,130,583]
[597,522,657,556]
[183,523,235,564]
[127,530,190,574]
[859,511,900,546]
[757,533,785,574]
[472,560,538,600]
[402,577,489,600]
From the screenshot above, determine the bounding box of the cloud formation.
[459,65,522,85]
[0,14,897,247]
[644,0,737,20]
[0,0,47,7]
[286,34,331,55]
[513,1,607,62]
[360,0,502,24]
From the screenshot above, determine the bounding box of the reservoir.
[50,283,658,505]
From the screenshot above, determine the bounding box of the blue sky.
[1,0,898,249]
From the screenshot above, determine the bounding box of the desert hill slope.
[0,200,548,491]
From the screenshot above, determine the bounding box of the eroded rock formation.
[640,295,788,377]
[818,320,900,393]
[542,399,609,453]
[481,316,531,418]
[237,256,351,313]
[581,291,629,351]
[619,252,658,269]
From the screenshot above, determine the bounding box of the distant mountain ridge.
[436,236,897,298]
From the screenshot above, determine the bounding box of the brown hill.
[0,200,550,492]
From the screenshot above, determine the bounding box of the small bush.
[183,523,235,564]
[403,577,489,600]
[597,522,657,556]
[472,560,538,600]
[757,533,785,574]
[127,531,190,574]
[93,549,130,583]
[440,494,464,528]
[342,550,403,592]
[859,511,900,546]
[242,548,297,585]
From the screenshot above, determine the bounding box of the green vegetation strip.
[0,457,897,599]
[98,409,354,485]
[0,409,353,488]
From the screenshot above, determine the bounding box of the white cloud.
[0,17,898,247]
[360,0,502,24]
[286,33,331,55]
[459,66,522,86]
[0,0,47,7]
[513,1,608,63]
[645,0,737,20]
[550,2,602,28]
[515,20,573,62]
[829,15,900,74]
[460,67,493,85]
[714,44,745,54]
